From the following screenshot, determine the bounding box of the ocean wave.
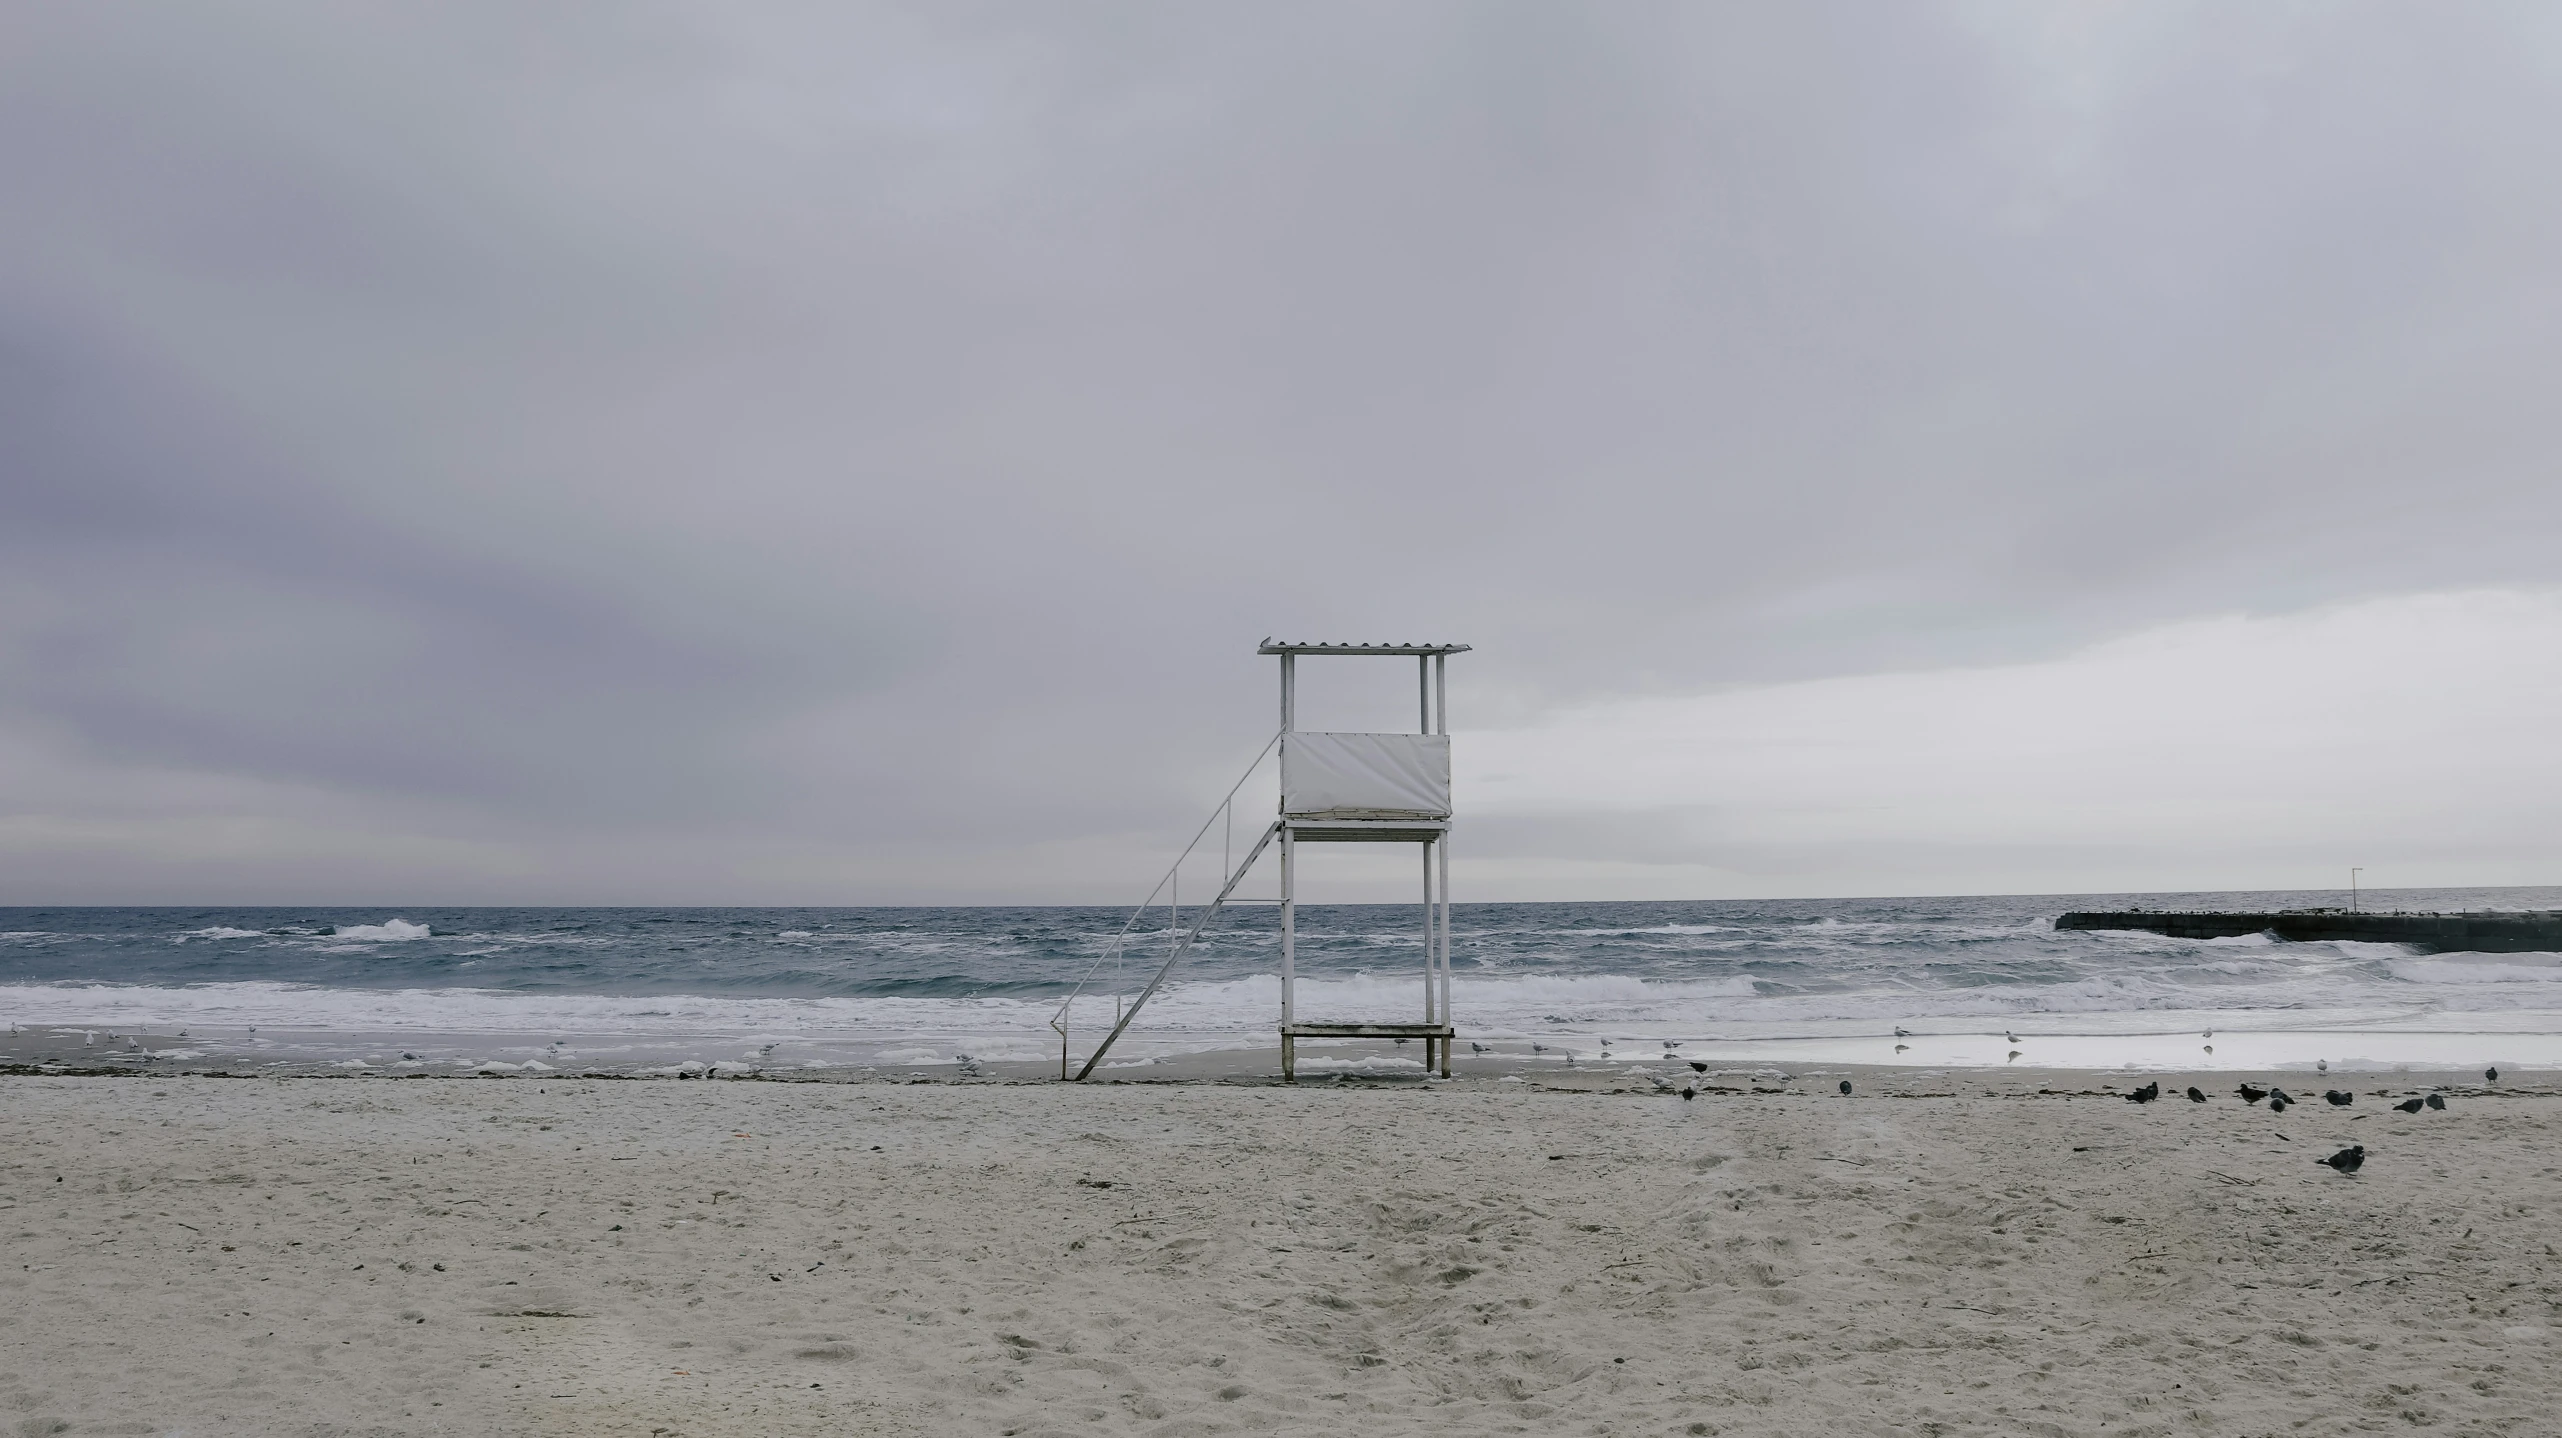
[332,919,432,942]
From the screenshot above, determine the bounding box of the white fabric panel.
[1281,732,1452,819]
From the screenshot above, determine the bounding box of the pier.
[2056,909,2562,953]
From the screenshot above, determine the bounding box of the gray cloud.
[4,3,2561,900]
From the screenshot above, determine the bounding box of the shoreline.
[2,1021,2551,1085]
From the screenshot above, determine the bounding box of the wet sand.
[3,1070,2557,1435]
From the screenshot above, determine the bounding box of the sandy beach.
[3,1068,2557,1436]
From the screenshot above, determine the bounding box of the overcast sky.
[6,3,2562,905]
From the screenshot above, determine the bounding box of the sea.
[5,888,2561,1078]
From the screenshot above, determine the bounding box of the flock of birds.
[2104,1066,2495,1176]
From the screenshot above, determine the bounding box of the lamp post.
[2351,867,2363,914]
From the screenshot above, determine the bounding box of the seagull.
[2323,1090,2354,1106]
[2320,1145,2365,1174]
[1470,1041,1488,1055]
[2425,1093,2446,1111]
[1663,1040,1681,1051]
[1530,1043,1548,1055]
[2006,1031,2020,1045]
[1894,1027,1911,1038]
[2317,1059,2328,1073]
[2237,1084,2268,1104]
[2393,1097,2425,1113]
[2203,1028,2213,1039]
[1839,1080,1853,1096]
[2186,1087,2207,1103]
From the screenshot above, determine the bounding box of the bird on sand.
[2269,1087,2294,1105]
[1895,1027,1911,1038]
[1664,1041,1682,1051]
[2203,1028,2213,1039]
[2320,1145,2366,1174]
[1840,1080,1853,1095]
[2268,1092,2291,1114]
[1681,1087,1696,1100]
[2126,1082,2160,1103]
[2317,1059,2328,1073]
[2186,1087,2208,1103]
[2425,1093,2446,1111]
[1531,1043,1548,1055]
[2323,1090,2354,1106]
[1689,1060,1707,1073]
[2237,1084,2269,1104]
[2006,1031,2020,1045]
[1470,1042,1488,1055]
[2392,1097,2425,1113]
[2487,1067,2500,1082]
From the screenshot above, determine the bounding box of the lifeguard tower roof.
[1258,639,1472,656]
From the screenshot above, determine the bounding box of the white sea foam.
[333,919,432,942]
[181,928,268,941]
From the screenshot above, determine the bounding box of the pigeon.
[2268,1094,2290,1114]
[2487,1067,2500,1082]
[2237,1084,2268,1104]
[2126,1082,2160,1104]
[1680,1087,1696,1101]
[1839,1080,1853,1095]
[2269,1087,2294,1106]
[2392,1097,2425,1113]
[2186,1087,2207,1103]
[1689,1060,1707,1073]
[2323,1090,2354,1106]
[2425,1093,2446,1111]
[2320,1145,2365,1174]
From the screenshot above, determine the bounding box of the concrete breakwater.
[2056,909,2562,953]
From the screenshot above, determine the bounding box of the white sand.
[3,1071,2558,1435]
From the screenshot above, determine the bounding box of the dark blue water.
[4,890,2559,1072]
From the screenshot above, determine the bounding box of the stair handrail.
[1049,730,1281,1076]
[1067,820,1279,1080]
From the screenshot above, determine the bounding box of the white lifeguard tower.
[1052,639,1468,1081]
